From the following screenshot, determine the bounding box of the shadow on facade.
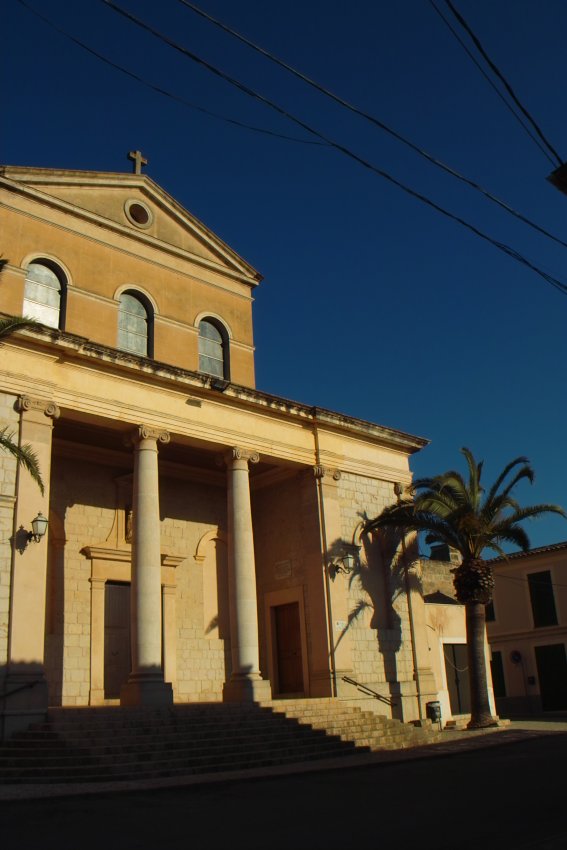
[329,524,422,719]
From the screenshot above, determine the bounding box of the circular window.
[124,199,153,229]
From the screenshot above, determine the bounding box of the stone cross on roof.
[128,150,148,175]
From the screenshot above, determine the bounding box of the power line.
[174,0,567,251]
[428,0,556,167]
[494,572,567,591]
[443,0,563,167]
[101,0,567,296]
[15,0,325,147]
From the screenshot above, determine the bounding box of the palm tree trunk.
[465,602,497,728]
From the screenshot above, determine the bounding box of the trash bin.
[426,700,442,725]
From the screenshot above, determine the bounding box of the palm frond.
[484,456,531,507]
[490,525,531,553]
[0,316,41,341]
[0,428,44,495]
[503,503,567,525]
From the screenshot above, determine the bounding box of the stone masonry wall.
[47,454,228,705]
[337,473,415,694]
[47,454,116,705]
[0,393,18,669]
[160,477,227,702]
[421,557,458,598]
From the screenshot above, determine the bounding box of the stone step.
[0,745,367,784]
[0,699,440,785]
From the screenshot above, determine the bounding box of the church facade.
[0,162,467,736]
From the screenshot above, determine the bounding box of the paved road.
[2,727,566,850]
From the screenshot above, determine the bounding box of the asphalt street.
[2,728,566,850]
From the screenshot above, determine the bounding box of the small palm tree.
[363,448,566,728]
[0,315,44,494]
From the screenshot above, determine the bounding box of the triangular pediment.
[0,167,261,282]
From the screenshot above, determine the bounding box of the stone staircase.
[0,699,441,785]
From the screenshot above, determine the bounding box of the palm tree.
[363,448,566,728]
[0,315,44,494]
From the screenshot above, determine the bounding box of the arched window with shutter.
[118,291,153,357]
[23,261,66,329]
[198,318,229,379]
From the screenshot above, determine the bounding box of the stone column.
[120,426,173,707]
[4,396,59,737]
[223,447,271,702]
[88,577,106,705]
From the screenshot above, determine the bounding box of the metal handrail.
[341,676,397,706]
[0,680,41,702]
[1,679,43,741]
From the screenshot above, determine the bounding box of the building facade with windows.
[487,542,567,716]
[0,164,459,736]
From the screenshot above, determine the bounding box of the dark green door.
[104,582,131,699]
[444,643,471,715]
[534,644,567,711]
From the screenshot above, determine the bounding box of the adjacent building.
[487,541,567,716]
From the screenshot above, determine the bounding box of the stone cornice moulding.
[81,545,183,568]
[4,367,420,474]
[3,331,429,455]
[0,174,261,285]
[81,545,131,563]
[0,201,254,305]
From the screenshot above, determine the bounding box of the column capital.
[126,425,170,447]
[16,395,60,420]
[313,465,341,481]
[221,446,260,467]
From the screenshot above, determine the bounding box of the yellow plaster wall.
[0,191,257,386]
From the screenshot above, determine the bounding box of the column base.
[223,676,272,703]
[120,674,173,707]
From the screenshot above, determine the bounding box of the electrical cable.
[428,0,556,167]
[175,0,567,251]
[15,0,325,147]
[494,572,567,590]
[443,0,563,167]
[175,0,567,250]
[101,0,567,296]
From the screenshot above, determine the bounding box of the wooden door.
[274,602,304,695]
[104,582,131,699]
[444,643,471,715]
[535,644,567,711]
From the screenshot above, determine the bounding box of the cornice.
[4,324,429,456]
[0,172,260,287]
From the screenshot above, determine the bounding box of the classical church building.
[0,159,471,736]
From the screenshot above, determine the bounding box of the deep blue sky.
[4,1,566,547]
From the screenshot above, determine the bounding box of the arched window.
[118,291,152,357]
[23,261,66,329]
[198,318,229,379]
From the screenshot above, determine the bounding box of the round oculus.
[124,199,153,228]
